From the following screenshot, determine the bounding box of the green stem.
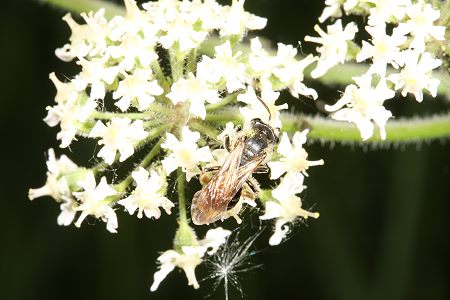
[206,107,450,144]
[177,168,188,225]
[43,0,125,19]
[136,124,170,148]
[139,138,164,169]
[205,92,240,111]
[169,47,185,82]
[282,113,450,144]
[189,120,220,141]
[204,108,244,123]
[185,48,198,75]
[91,162,108,175]
[143,119,167,128]
[115,136,165,193]
[92,111,149,120]
[151,59,171,92]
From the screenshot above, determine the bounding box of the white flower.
[365,0,411,26]
[199,41,247,93]
[28,148,79,202]
[356,24,407,76]
[147,1,208,52]
[388,50,441,102]
[57,200,78,227]
[271,45,318,99]
[248,37,275,76]
[325,75,395,140]
[44,97,97,148]
[199,227,232,255]
[177,0,224,32]
[247,39,317,99]
[160,19,208,52]
[267,130,324,180]
[45,73,96,148]
[150,227,231,291]
[55,9,110,61]
[28,150,86,227]
[73,57,119,101]
[166,72,220,119]
[118,167,174,219]
[161,126,213,181]
[112,69,163,111]
[73,172,118,233]
[49,72,79,104]
[89,117,148,165]
[117,0,157,38]
[318,0,359,23]
[305,20,358,78]
[238,86,287,128]
[107,32,158,72]
[219,195,257,224]
[260,173,319,245]
[107,1,159,70]
[219,0,267,37]
[394,0,444,52]
[217,122,239,147]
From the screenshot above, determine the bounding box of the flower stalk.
[177,168,188,226]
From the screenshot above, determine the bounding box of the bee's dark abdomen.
[241,134,269,165]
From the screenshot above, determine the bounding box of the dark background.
[1,0,449,299]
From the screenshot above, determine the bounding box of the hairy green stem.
[151,59,171,93]
[115,136,165,192]
[284,113,450,143]
[136,124,170,148]
[185,48,198,75]
[91,162,108,175]
[92,111,152,120]
[206,107,450,144]
[177,168,188,225]
[189,120,220,141]
[169,48,185,82]
[204,108,244,123]
[205,92,240,111]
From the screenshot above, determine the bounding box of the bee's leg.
[240,184,257,202]
[254,164,269,174]
[199,166,219,185]
[203,165,220,173]
[245,177,260,197]
[224,135,231,152]
[226,190,242,210]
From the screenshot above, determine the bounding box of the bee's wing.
[191,140,246,225]
[235,154,267,188]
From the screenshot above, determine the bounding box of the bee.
[191,118,279,225]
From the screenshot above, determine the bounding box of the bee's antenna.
[255,90,272,121]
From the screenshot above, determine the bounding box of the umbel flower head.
[29,0,446,294]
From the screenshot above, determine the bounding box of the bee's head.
[250,118,279,145]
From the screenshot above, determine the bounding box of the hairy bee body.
[191,118,279,225]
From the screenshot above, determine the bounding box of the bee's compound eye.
[250,118,263,128]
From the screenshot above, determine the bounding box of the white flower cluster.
[31,0,326,293]
[151,227,231,291]
[262,130,324,245]
[307,0,444,140]
[29,149,173,233]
